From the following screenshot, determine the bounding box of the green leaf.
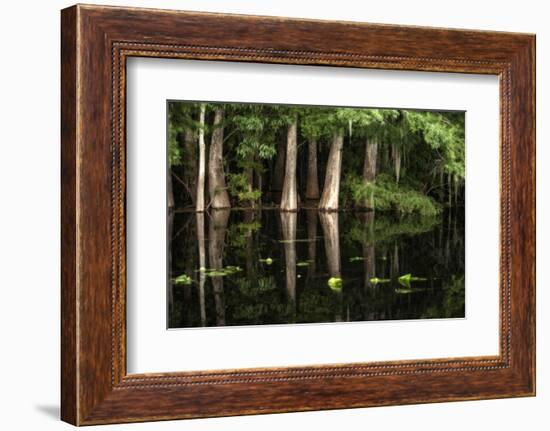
[398,273,412,288]
[174,274,192,285]
[369,277,390,285]
[327,277,343,290]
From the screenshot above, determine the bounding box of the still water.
[168,208,465,329]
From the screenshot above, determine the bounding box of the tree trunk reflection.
[319,212,341,277]
[319,212,342,322]
[306,209,318,279]
[208,209,230,326]
[280,212,297,319]
[362,212,376,288]
[196,212,206,326]
[167,211,174,315]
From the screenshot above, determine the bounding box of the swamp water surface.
[168,208,465,329]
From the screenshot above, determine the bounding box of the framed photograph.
[61,4,535,425]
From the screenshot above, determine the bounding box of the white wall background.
[0,0,546,429]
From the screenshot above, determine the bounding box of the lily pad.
[224,265,243,274]
[394,288,414,294]
[398,273,427,288]
[395,287,427,294]
[198,266,244,277]
[174,274,192,285]
[398,273,412,288]
[369,277,390,285]
[328,277,343,290]
[205,270,227,277]
[349,256,366,262]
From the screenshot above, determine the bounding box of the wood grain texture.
[61,4,536,425]
[60,5,78,425]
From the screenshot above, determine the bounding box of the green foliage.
[337,108,400,139]
[227,217,262,249]
[168,100,465,210]
[344,173,441,217]
[421,276,465,318]
[345,211,439,246]
[405,111,465,179]
[230,104,281,161]
[167,103,184,167]
[227,172,262,203]
[225,276,291,324]
[300,107,330,140]
[167,102,203,167]
[237,277,278,296]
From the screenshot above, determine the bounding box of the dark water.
[168,208,465,329]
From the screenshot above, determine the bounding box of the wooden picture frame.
[61,4,535,425]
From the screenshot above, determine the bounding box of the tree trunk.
[305,138,320,200]
[319,132,344,211]
[243,167,253,208]
[392,142,402,184]
[208,107,231,209]
[183,129,197,205]
[196,212,207,326]
[167,171,175,210]
[208,209,230,326]
[448,171,452,207]
[196,104,206,212]
[454,175,460,206]
[271,132,286,199]
[362,136,378,209]
[439,165,444,203]
[280,117,298,211]
[280,212,297,317]
[256,168,263,208]
[319,212,341,277]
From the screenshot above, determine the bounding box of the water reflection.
[208,209,229,326]
[280,212,297,319]
[168,208,465,328]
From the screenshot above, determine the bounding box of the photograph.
[167,101,466,329]
[47,1,536,426]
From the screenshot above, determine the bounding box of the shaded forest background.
[168,102,465,215]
